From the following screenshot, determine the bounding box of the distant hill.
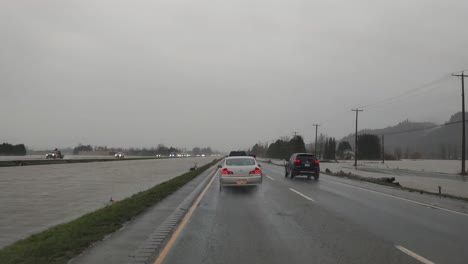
[340,112,466,159]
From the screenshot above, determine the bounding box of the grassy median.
[0,159,219,264]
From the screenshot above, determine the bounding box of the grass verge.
[324,169,468,203]
[0,159,219,264]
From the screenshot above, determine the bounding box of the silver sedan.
[218,156,263,190]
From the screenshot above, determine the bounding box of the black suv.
[285,153,320,180]
[228,151,247,156]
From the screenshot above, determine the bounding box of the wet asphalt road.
[160,162,468,264]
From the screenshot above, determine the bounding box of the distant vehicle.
[45,151,64,159]
[169,152,177,158]
[285,153,320,181]
[228,151,247,156]
[218,156,263,190]
[114,152,125,159]
[155,154,162,157]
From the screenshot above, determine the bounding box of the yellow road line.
[153,170,217,264]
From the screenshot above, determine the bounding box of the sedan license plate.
[236,179,247,185]
[304,164,310,167]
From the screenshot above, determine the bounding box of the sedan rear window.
[226,158,255,166]
[297,155,315,162]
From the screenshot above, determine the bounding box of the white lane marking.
[266,175,276,181]
[322,178,468,217]
[395,245,435,264]
[289,188,315,202]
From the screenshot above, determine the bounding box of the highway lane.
[158,162,468,264]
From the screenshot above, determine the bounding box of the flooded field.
[0,157,214,248]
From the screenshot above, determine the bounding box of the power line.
[356,75,451,109]
[317,74,454,126]
[356,67,468,111]
[375,119,466,136]
[454,68,468,74]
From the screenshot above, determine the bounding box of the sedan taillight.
[249,167,262,175]
[221,168,233,175]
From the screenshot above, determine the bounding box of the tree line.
[72,144,215,156]
[265,136,307,160]
[249,133,385,160]
[0,143,27,156]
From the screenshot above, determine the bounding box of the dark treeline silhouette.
[0,143,27,156]
[191,147,213,156]
[357,134,381,160]
[250,143,268,157]
[72,144,215,156]
[264,136,307,160]
[336,141,352,159]
[73,144,93,154]
[323,138,337,160]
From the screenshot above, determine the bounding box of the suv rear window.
[226,158,255,166]
[229,151,247,156]
[297,155,315,162]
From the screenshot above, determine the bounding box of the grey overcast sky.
[1,0,468,151]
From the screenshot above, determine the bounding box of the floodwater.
[0,157,214,248]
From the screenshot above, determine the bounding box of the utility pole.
[381,134,385,164]
[292,131,299,138]
[313,124,320,157]
[452,71,467,175]
[352,109,363,166]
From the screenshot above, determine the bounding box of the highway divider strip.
[0,159,220,264]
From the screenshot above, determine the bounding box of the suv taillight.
[294,159,301,164]
[221,168,233,175]
[249,167,262,174]
[314,159,319,165]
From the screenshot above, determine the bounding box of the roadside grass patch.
[0,159,219,264]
